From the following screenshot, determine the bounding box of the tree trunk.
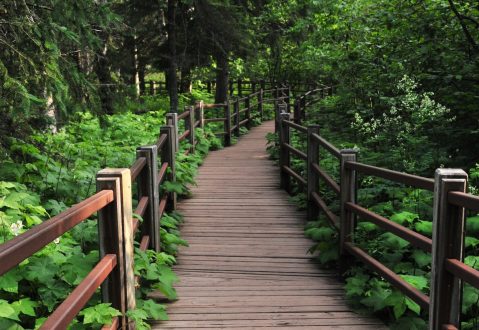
[95,42,114,127]
[167,0,178,112]
[45,90,58,133]
[180,66,192,93]
[123,34,140,97]
[214,51,229,104]
[139,60,146,96]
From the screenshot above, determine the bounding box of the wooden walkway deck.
[152,121,386,329]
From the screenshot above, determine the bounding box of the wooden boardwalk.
[152,121,386,329]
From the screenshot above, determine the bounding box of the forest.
[1,0,479,329]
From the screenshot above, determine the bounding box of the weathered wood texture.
[152,121,386,329]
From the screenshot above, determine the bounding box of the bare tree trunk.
[133,37,140,97]
[45,90,58,133]
[138,58,146,96]
[180,66,192,93]
[214,50,229,104]
[124,34,140,97]
[95,42,114,127]
[167,0,178,112]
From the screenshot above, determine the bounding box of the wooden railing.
[276,89,479,330]
[0,123,178,329]
[143,78,317,98]
[0,84,286,329]
[188,87,289,147]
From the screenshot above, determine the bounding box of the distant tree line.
[1,0,479,168]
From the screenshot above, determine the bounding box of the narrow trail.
[152,121,386,329]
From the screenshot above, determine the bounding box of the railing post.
[207,81,211,94]
[166,113,179,153]
[150,81,155,95]
[307,125,320,221]
[224,101,232,147]
[429,169,468,329]
[300,96,306,122]
[160,125,177,210]
[339,149,357,258]
[185,106,195,153]
[238,78,242,97]
[294,99,301,125]
[286,86,291,113]
[252,82,256,93]
[245,95,251,129]
[275,102,286,133]
[234,99,240,137]
[229,80,234,96]
[136,145,160,252]
[258,89,264,121]
[279,112,291,193]
[96,169,136,329]
[196,101,204,129]
[260,79,266,91]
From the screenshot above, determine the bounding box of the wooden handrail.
[345,161,434,191]
[130,157,147,181]
[345,202,432,252]
[310,133,341,158]
[448,191,479,211]
[445,258,479,289]
[0,190,114,276]
[282,120,308,133]
[344,242,430,309]
[283,142,307,160]
[311,192,339,230]
[41,254,117,329]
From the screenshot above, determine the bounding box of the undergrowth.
[0,91,222,329]
[266,79,479,329]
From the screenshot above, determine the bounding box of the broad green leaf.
[357,221,378,232]
[412,250,431,268]
[465,236,479,248]
[0,269,21,293]
[379,232,410,250]
[390,211,418,225]
[158,265,178,287]
[79,303,121,325]
[139,300,168,321]
[391,316,427,330]
[462,284,479,312]
[464,256,479,270]
[345,273,369,297]
[399,275,428,291]
[415,221,432,236]
[466,216,479,234]
[0,318,24,330]
[405,297,421,315]
[385,291,406,319]
[0,300,19,321]
[360,288,389,311]
[25,257,59,283]
[305,226,335,241]
[12,298,38,317]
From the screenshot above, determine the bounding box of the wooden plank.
[163,311,378,321]
[152,318,384,328]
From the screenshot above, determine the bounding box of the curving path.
[152,121,386,329]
